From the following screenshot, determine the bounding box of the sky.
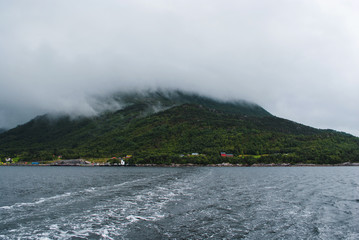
[0,0,359,136]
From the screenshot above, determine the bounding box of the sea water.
[1,166,359,239]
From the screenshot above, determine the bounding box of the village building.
[220,152,234,157]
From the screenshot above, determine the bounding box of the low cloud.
[0,0,359,136]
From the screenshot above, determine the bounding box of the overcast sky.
[0,0,359,136]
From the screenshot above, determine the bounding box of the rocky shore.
[135,162,359,167]
[3,161,359,167]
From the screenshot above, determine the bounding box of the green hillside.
[0,91,358,164]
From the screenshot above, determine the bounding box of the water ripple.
[1,167,359,239]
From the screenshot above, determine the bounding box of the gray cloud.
[0,0,359,136]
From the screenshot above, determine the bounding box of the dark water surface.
[1,166,359,239]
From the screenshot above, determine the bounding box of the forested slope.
[0,91,358,164]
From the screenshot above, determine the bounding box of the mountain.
[0,90,358,164]
[0,128,6,134]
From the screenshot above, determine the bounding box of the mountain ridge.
[94,90,272,117]
[0,90,358,164]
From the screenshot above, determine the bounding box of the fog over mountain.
[0,0,359,136]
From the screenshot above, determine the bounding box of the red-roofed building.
[221,152,234,157]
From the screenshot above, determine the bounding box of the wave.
[0,168,206,239]
[0,192,72,210]
[0,172,174,211]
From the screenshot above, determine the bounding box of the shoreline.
[2,163,359,167]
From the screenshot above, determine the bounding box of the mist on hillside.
[1,0,359,136]
[59,89,271,119]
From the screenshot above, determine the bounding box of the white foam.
[126,215,157,222]
[1,170,202,239]
[84,187,96,193]
[0,192,73,210]
[49,224,59,230]
[0,175,166,211]
[0,206,11,210]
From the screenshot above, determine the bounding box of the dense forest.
[0,91,358,164]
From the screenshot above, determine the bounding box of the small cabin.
[220,152,234,157]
